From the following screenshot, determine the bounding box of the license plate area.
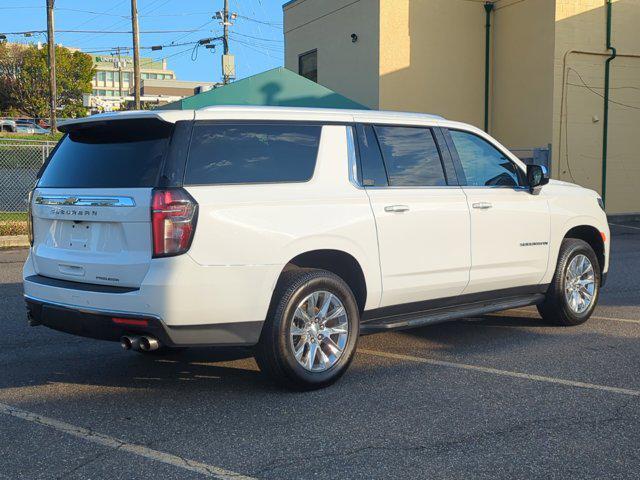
[57,221,93,251]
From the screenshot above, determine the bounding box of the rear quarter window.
[184,123,321,185]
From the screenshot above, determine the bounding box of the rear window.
[184,123,321,185]
[38,119,173,188]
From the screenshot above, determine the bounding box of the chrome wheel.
[289,291,349,372]
[564,254,596,314]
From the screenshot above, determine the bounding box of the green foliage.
[0,44,95,119]
[0,132,64,141]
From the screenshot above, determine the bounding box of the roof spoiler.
[58,110,193,133]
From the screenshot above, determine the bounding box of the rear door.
[358,124,471,308]
[30,119,176,288]
[443,128,550,294]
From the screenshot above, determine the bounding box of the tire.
[537,238,601,326]
[255,269,360,390]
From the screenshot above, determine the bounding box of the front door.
[444,129,550,294]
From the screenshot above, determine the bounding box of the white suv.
[23,106,609,390]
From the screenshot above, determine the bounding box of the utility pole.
[46,0,56,132]
[223,0,230,84]
[130,0,141,109]
[217,0,236,85]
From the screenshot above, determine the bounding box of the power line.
[2,29,215,35]
[568,68,640,111]
[236,15,282,28]
[231,31,283,43]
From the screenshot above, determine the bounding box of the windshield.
[38,119,173,188]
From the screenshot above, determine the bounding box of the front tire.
[538,238,601,326]
[255,269,360,390]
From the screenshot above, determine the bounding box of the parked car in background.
[0,119,17,133]
[15,120,50,135]
[23,107,610,390]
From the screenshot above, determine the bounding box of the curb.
[0,235,29,248]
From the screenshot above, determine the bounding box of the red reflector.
[600,231,607,243]
[112,317,149,327]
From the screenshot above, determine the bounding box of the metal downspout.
[602,0,616,208]
[484,2,494,133]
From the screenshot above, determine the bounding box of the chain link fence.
[0,138,57,236]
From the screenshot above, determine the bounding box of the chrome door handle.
[384,205,410,213]
[472,202,493,210]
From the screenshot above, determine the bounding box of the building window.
[106,71,114,85]
[298,49,317,83]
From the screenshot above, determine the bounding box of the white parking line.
[0,402,255,480]
[359,349,640,397]
[493,308,640,325]
[609,223,640,231]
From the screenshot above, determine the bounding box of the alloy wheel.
[289,290,349,372]
[564,254,596,314]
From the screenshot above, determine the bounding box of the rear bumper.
[23,250,280,345]
[25,295,263,347]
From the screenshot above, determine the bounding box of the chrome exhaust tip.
[139,336,160,352]
[120,335,142,351]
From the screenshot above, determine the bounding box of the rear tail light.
[27,189,34,246]
[151,188,198,257]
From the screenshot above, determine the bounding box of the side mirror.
[527,164,549,193]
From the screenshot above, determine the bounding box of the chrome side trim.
[346,125,361,188]
[35,195,136,207]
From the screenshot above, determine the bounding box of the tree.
[0,43,94,118]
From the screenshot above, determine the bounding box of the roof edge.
[282,0,303,10]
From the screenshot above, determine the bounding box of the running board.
[360,294,545,334]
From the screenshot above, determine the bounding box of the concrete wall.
[490,0,556,151]
[283,0,380,108]
[378,0,486,127]
[552,0,640,214]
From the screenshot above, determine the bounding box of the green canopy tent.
[158,67,368,110]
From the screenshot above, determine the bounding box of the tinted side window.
[355,124,388,186]
[374,126,446,187]
[184,124,321,185]
[449,130,524,187]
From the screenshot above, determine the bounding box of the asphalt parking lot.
[1,223,639,479]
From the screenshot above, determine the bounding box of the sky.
[0,0,286,82]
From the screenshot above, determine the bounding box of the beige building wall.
[490,0,556,151]
[284,0,640,213]
[552,0,640,214]
[378,0,486,127]
[283,0,380,108]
